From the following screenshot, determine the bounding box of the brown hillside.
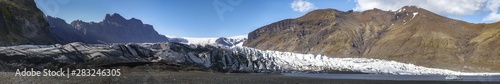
[244,6,500,72]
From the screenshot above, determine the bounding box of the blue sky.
[35,0,500,37]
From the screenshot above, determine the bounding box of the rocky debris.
[0,0,56,46]
[243,6,500,72]
[46,13,172,44]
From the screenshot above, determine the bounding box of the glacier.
[163,35,247,47]
[163,45,499,75]
[1,42,499,76]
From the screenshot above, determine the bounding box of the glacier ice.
[163,35,247,47]
[1,42,499,76]
[157,44,500,75]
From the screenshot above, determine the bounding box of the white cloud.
[483,0,500,22]
[353,0,500,22]
[354,0,486,16]
[291,0,315,12]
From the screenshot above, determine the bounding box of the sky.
[35,0,500,38]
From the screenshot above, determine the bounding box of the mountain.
[0,0,56,46]
[47,13,171,44]
[47,13,247,46]
[244,6,500,72]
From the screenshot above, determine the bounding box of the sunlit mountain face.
[244,6,500,72]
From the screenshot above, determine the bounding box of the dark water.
[283,73,500,82]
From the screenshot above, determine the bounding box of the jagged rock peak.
[129,18,144,25]
[46,16,67,23]
[48,13,169,44]
[104,13,126,22]
[103,13,146,25]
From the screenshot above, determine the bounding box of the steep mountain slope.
[244,6,500,72]
[47,13,171,44]
[0,0,56,46]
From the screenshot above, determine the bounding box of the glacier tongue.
[161,44,499,75]
[1,42,499,75]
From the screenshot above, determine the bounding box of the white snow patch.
[412,12,418,20]
[235,42,245,47]
[397,8,405,13]
[163,35,182,38]
[182,37,219,45]
[228,35,248,47]
[407,12,419,22]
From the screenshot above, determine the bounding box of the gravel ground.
[1,71,497,84]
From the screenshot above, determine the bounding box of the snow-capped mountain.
[164,35,247,47]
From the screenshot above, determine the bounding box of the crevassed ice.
[162,44,500,76]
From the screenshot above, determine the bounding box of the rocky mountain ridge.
[47,13,172,44]
[47,14,247,47]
